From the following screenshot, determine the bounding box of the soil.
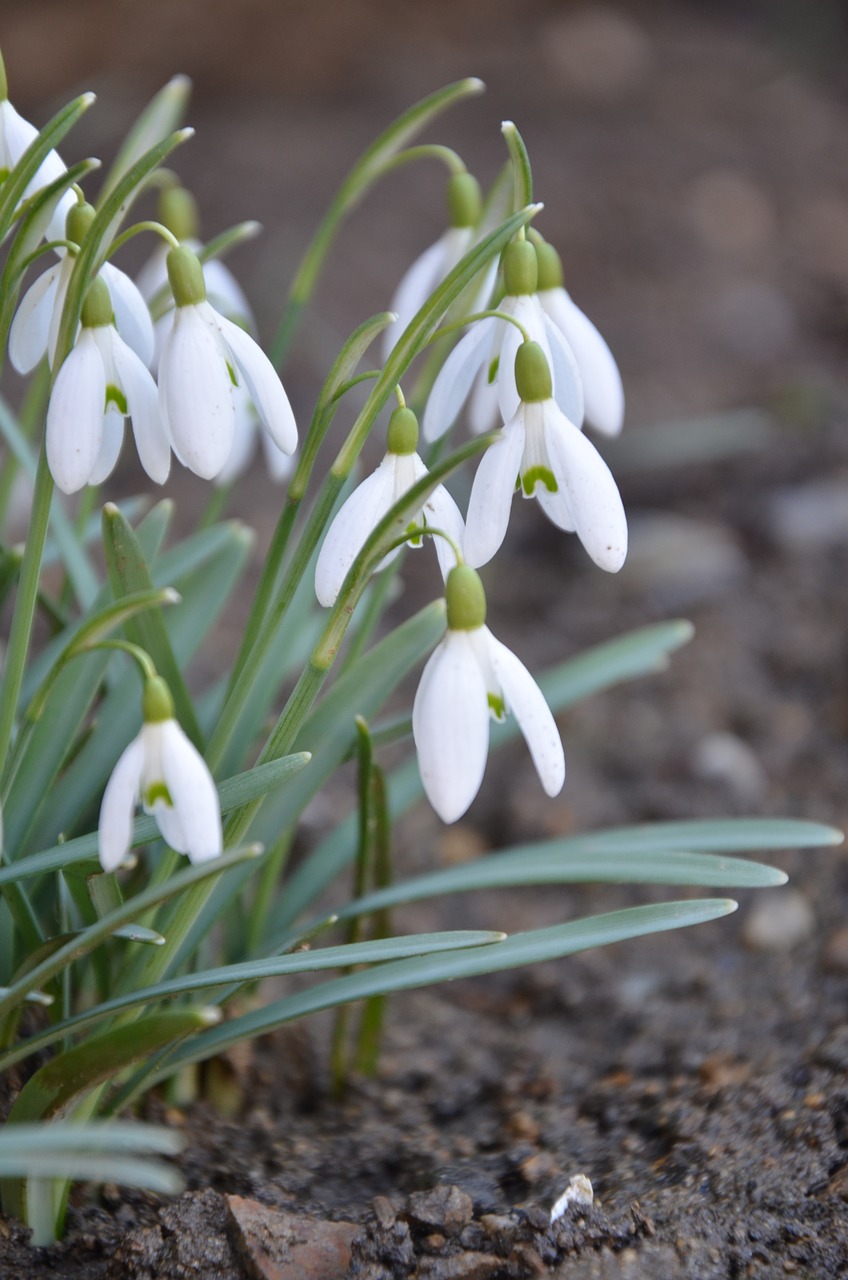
[3,2,848,1277]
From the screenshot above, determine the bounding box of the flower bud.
[65,201,96,249]
[515,340,552,403]
[159,185,200,242]
[386,405,419,455]
[534,238,564,291]
[446,172,482,229]
[142,675,175,723]
[503,239,538,296]
[167,244,206,306]
[80,275,114,329]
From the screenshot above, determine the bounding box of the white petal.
[412,630,490,823]
[523,401,576,531]
[98,734,145,872]
[0,100,38,169]
[216,312,298,456]
[422,316,497,442]
[215,391,258,486]
[543,311,585,428]
[159,721,222,862]
[202,257,254,329]
[544,403,628,572]
[159,305,235,479]
[45,256,75,369]
[46,332,105,493]
[314,456,396,607]
[542,288,624,436]
[9,264,60,374]
[101,261,155,368]
[259,426,296,483]
[467,361,502,435]
[382,237,449,359]
[423,481,466,581]
[463,413,526,568]
[486,629,565,797]
[496,296,551,424]
[88,406,124,485]
[111,332,171,484]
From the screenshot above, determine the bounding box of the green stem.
[0,448,54,782]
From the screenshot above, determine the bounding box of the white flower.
[314,406,463,607]
[10,256,155,375]
[413,565,564,823]
[0,96,76,243]
[422,239,583,443]
[214,380,296,487]
[158,245,297,481]
[381,172,494,360]
[463,341,627,572]
[98,680,222,872]
[535,236,624,437]
[46,277,169,493]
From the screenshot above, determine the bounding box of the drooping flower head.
[533,233,624,438]
[0,49,77,243]
[422,236,583,443]
[46,275,170,493]
[315,404,463,607]
[98,674,222,872]
[9,201,155,375]
[381,170,489,359]
[413,563,565,823]
[158,244,297,480]
[464,340,627,572]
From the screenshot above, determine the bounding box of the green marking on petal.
[522,466,557,496]
[226,360,239,388]
[145,781,173,808]
[487,692,506,721]
[105,384,128,415]
[487,356,499,386]
[405,521,423,547]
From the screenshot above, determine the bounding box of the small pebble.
[550,1174,594,1223]
[766,475,848,552]
[691,731,767,803]
[742,889,815,952]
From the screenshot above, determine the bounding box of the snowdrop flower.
[98,675,222,872]
[315,405,463,607]
[0,52,77,243]
[46,276,169,493]
[464,341,627,572]
[534,235,624,437]
[158,245,297,480]
[413,564,564,823]
[9,201,155,374]
[423,237,583,443]
[381,172,495,359]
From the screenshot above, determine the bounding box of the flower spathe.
[98,677,222,872]
[314,406,463,607]
[45,277,170,494]
[413,565,565,824]
[158,245,297,480]
[463,342,627,573]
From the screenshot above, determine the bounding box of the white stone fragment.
[550,1174,594,1223]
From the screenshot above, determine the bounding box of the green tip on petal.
[65,201,96,248]
[167,244,206,306]
[515,340,552,403]
[446,564,487,631]
[80,276,114,329]
[534,238,564,291]
[446,172,482,229]
[159,185,200,242]
[386,405,419,455]
[142,675,175,724]
[503,239,538,296]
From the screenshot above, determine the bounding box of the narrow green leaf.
[0,1153,182,1194]
[0,931,504,1069]
[101,503,203,748]
[0,1123,182,1156]
[160,901,738,1073]
[501,120,533,211]
[99,76,191,203]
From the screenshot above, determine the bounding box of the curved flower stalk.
[534,234,624,438]
[315,404,463,607]
[381,171,496,358]
[464,341,627,572]
[422,237,583,443]
[413,564,564,822]
[158,245,297,480]
[0,59,76,243]
[46,276,169,493]
[99,674,222,872]
[9,201,155,374]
